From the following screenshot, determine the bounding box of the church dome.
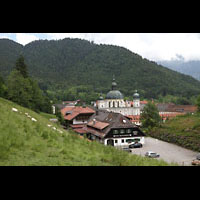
[106,75,124,99]
[133,90,140,99]
[106,90,124,99]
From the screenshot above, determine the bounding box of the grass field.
[0,97,175,166]
[148,113,200,152]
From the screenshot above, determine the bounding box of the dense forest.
[1,38,200,103]
[0,55,52,113]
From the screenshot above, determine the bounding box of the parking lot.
[131,137,199,166]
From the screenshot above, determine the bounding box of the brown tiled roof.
[61,106,95,121]
[85,110,137,138]
[61,106,75,116]
[87,120,109,130]
[74,128,87,134]
[83,126,106,138]
[70,124,86,129]
[156,103,197,113]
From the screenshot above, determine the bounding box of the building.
[96,76,141,119]
[61,106,95,134]
[83,110,145,147]
[156,103,197,122]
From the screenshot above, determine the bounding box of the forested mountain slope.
[1,38,200,99]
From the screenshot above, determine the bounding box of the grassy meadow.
[149,113,200,152]
[0,97,175,166]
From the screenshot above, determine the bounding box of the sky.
[0,33,200,62]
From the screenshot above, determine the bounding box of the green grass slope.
[149,113,200,152]
[0,97,174,166]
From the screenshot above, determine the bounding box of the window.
[121,139,124,143]
[115,140,118,143]
[126,139,134,143]
[126,129,131,133]
[120,129,125,134]
[113,129,119,134]
[133,131,138,135]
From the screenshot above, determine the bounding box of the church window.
[118,101,120,107]
[109,101,111,108]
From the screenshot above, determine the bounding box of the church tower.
[133,90,140,115]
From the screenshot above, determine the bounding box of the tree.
[0,75,7,98]
[195,95,200,112]
[15,55,28,78]
[7,70,32,108]
[140,102,162,130]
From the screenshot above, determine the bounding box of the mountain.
[157,59,200,81]
[1,38,200,99]
[0,97,171,166]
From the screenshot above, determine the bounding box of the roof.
[87,120,109,130]
[70,124,86,129]
[61,106,95,121]
[140,100,148,104]
[156,103,197,113]
[83,110,138,138]
[106,90,124,99]
[74,128,88,134]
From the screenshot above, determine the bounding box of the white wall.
[73,118,88,125]
[104,136,145,146]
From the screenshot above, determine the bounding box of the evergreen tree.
[7,70,32,108]
[140,102,162,129]
[15,55,28,78]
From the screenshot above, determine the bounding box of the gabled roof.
[87,120,109,130]
[84,110,137,138]
[61,106,95,121]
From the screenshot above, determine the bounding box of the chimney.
[93,119,96,125]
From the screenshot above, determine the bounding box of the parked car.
[145,151,160,158]
[196,153,200,160]
[129,142,143,148]
[191,159,200,166]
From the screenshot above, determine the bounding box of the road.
[131,137,199,166]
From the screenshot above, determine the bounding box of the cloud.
[2,33,200,62]
[15,33,39,45]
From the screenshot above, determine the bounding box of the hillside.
[148,113,200,152]
[158,59,200,81]
[0,97,172,166]
[1,38,200,99]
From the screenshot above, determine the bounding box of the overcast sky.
[0,33,200,62]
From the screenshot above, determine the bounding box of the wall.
[104,136,145,147]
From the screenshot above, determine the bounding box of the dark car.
[129,142,143,148]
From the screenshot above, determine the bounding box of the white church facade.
[95,76,141,125]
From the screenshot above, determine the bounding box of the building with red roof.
[61,106,95,135]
